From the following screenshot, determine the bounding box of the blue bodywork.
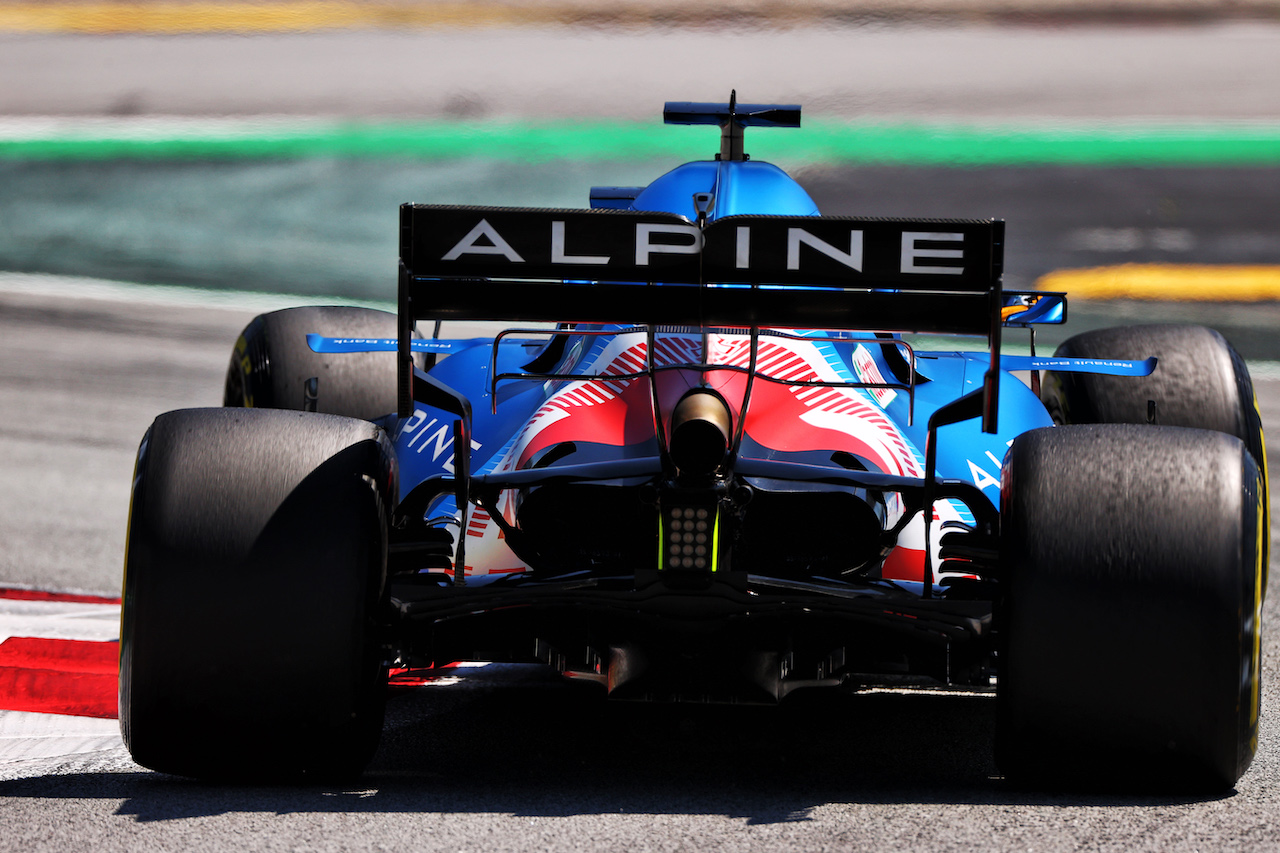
[367,96,1157,612]
[353,96,1162,703]
[391,141,1052,523]
[631,159,820,220]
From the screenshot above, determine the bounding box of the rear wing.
[397,204,1005,428]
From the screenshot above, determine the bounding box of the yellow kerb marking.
[1036,264,1280,302]
[0,2,556,34]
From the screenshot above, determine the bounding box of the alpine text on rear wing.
[397,205,1006,428]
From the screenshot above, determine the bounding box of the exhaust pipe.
[668,390,734,477]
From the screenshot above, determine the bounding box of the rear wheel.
[223,306,407,420]
[997,424,1264,791]
[120,407,394,780]
[1042,323,1268,583]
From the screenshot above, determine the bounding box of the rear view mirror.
[1002,292,1066,326]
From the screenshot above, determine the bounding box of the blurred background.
[1,1,1278,328]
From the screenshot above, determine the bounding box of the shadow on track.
[0,663,1232,823]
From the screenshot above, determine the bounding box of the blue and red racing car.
[119,97,1268,790]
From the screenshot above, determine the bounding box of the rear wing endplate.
[397,204,1005,429]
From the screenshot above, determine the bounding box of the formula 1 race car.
[119,97,1268,790]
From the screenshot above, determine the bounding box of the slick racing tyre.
[1040,323,1269,587]
[997,424,1265,791]
[224,306,410,421]
[120,407,394,780]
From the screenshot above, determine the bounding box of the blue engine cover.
[631,160,820,221]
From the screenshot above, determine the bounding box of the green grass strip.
[3,119,1280,165]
